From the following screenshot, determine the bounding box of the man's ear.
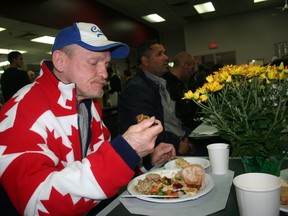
[141,56,149,66]
[52,50,65,73]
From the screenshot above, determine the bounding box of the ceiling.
[95,0,287,32]
[0,0,286,68]
[0,17,58,69]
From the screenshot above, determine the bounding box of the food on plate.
[134,166,205,199]
[175,158,204,170]
[180,164,205,187]
[136,114,150,123]
[175,158,191,168]
[134,173,162,194]
[280,177,288,205]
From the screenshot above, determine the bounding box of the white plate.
[164,157,210,170]
[127,169,214,203]
[280,169,288,212]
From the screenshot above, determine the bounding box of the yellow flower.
[184,63,288,158]
[199,94,208,102]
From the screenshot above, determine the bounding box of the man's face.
[15,55,24,68]
[144,44,169,77]
[182,58,196,81]
[179,58,195,82]
[54,45,110,101]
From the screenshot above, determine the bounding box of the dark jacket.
[1,67,30,102]
[163,71,201,133]
[108,74,122,93]
[118,70,180,151]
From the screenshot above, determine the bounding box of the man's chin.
[84,90,104,100]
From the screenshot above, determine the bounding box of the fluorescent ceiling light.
[142,14,165,23]
[0,61,9,67]
[0,49,27,54]
[194,2,215,14]
[0,27,6,32]
[254,0,267,3]
[31,36,55,45]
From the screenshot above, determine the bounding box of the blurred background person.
[107,66,121,106]
[27,70,36,82]
[188,63,210,92]
[163,51,200,134]
[122,68,132,85]
[0,51,32,103]
[107,66,121,94]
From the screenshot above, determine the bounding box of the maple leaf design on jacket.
[39,187,95,216]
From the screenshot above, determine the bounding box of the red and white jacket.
[0,61,140,216]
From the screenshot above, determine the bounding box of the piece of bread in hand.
[136,114,158,126]
[136,114,150,123]
[180,164,205,189]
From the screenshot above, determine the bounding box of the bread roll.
[175,158,190,169]
[180,164,205,188]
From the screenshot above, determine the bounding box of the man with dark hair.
[118,40,194,166]
[0,51,31,102]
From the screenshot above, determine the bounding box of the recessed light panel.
[254,0,267,3]
[194,2,215,14]
[31,36,55,45]
[142,14,165,23]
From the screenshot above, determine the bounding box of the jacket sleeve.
[0,99,140,216]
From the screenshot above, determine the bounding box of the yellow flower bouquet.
[184,63,288,160]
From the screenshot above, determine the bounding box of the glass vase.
[240,155,285,176]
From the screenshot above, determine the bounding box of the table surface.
[96,158,288,216]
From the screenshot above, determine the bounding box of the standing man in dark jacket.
[0,51,31,102]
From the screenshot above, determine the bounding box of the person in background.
[107,66,122,106]
[118,40,195,166]
[107,66,122,94]
[0,51,31,102]
[0,22,175,216]
[163,51,200,134]
[27,70,36,82]
[123,68,132,82]
[188,63,224,93]
[188,63,210,92]
[270,57,288,66]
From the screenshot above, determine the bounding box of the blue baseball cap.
[52,22,129,59]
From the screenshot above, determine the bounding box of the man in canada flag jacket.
[0,22,175,216]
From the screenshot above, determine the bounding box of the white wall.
[162,8,288,65]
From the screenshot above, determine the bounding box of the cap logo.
[90,25,104,37]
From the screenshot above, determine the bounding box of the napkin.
[120,170,234,216]
[190,123,218,136]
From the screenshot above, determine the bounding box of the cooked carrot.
[148,186,160,194]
